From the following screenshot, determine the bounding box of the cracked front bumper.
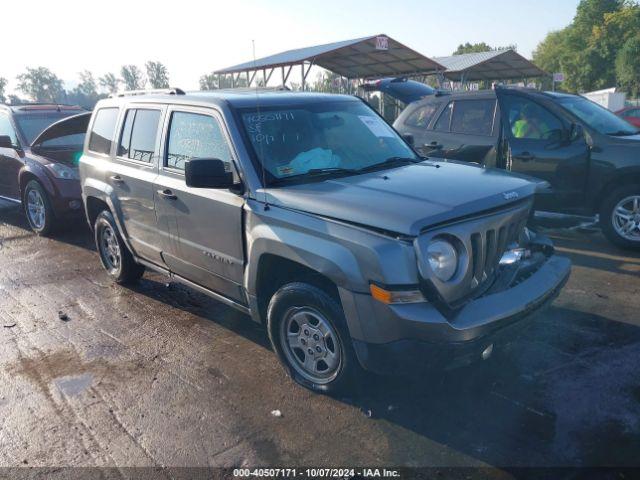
[341,255,571,374]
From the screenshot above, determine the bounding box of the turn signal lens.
[370,284,426,304]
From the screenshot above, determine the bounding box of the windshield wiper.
[269,167,358,185]
[357,156,421,173]
[606,130,640,136]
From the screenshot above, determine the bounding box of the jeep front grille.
[415,200,532,307]
[469,218,525,288]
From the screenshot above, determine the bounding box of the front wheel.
[94,210,145,284]
[267,282,361,394]
[600,185,640,250]
[23,180,54,236]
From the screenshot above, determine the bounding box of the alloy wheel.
[612,195,640,242]
[26,188,46,230]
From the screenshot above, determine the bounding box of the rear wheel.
[267,282,360,394]
[23,180,54,236]
[600,185,640,250]
[94,210,145,284]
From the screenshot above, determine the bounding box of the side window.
[0,114,18,145]
[166,111,233,172]
[450,99,496,136]
[433,102,453,132]
[88,108,119,155]
[117,109,162,162]
[404,102,441,128]
[503,96,564,141]
[629,109,640,118]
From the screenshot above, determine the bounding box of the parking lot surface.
[1,198,639,473]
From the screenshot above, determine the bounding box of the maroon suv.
[0,104,91,235]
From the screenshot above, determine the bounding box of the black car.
[393,87,640,249]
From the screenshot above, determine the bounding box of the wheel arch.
[18,166,55,200]
[85,196,111,231]
[593,170,640,214]
[82,179,135,254]
[246,231,367,326]
[254,253,340,322]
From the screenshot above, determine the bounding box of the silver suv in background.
[79,89,571,393]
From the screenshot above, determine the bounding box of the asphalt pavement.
[0,198,639,476]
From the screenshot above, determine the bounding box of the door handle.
[515,151,535,162]
[157,189,177,200]
[427,141,443,150]
[110,175,124,183]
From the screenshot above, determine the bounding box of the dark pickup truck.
[394,87,640,249]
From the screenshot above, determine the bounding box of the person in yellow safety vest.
[512,104,549,139]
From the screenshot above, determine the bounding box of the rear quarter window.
[404,102,442,128]
[88,108,119,155]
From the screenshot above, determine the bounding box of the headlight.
[427,239,458,282]
[46,163,79,180]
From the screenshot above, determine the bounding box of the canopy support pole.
[281,66,293,86]
[248,70,257,87]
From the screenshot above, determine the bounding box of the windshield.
[558,96,639,136]
[14,112,81,145]
[238,100,418,185]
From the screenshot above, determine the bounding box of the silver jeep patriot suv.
[79,89,571,393]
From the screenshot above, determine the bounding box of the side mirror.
[402,133,415,146]
[0,135,15,149]
[185,158,234,189]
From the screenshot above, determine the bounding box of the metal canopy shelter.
[434,49,547,82]
[214,34,444,89]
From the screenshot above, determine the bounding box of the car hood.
[30,112,91,147]
[359,78,435,104]
[264,161,543,236]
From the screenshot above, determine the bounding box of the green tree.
[616,35,640,96]
[0,77,6,103]
[145,61,169,88]
[16,67,64,102]
[76,70,97,97]
[120,65,145,91]
[310,71,343,92]
[66,70,104,109]
[99,73,120,94]
[533,0,632,92]
[199,73,218,90]
[452,42,516,55]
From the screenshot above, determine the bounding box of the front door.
[0,113,23,200]
[498,93,590,213]
[154,107,245,302]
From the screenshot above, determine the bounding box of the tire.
[600,185,640,250]
[267,282,361,394]
[23,180,55,236]
[94,210,145,284]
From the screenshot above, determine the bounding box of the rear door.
[394,99,444,156]
[498,92,590,213]
[153,107,245,302]
[0,112,22,200]
[420,97,499,165]
[444,98,499,165]
[109,105,165,264]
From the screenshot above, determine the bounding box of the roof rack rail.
[3,102,83,108]
[110,88,186,98]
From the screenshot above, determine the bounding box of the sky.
[2,0,580,96]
